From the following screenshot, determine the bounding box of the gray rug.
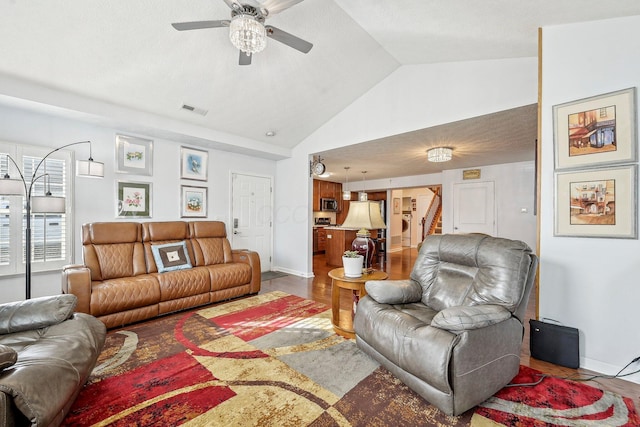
[261,270,289,281]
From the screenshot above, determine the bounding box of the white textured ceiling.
[1,1,640,179]
[318,104,538,182]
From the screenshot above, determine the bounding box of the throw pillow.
[151,241,192,273]
[0,344,17,371]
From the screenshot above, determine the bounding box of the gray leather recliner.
[354,234,538,416]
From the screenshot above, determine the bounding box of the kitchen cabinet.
[324,227,358,267]
[317,227,327,252]
[325,227,380,267]
[313,227,328,254]
[312,180,321,211]
[312,179,343,212]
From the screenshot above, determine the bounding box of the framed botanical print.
[116,181,152,218]
[180,146,208,181]
[116,134,153,175]
[554,87,637,170]
[180,185,207,218]
[554,165,637,238]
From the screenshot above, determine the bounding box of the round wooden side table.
[328,267,388,339]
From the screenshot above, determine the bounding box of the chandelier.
[229,14,267,55]
[427,147,453,162]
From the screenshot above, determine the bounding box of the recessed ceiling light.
[265,131,276,137]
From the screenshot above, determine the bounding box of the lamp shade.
[76,159,104,177]
[341,201,386,232]
[0,177,24,195]
[31,195,66,213]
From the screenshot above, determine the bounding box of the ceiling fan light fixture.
[229,14,266,55]
[427,147,453,162]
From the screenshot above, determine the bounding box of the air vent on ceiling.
[181,104,208,116]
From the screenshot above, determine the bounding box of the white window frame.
[0,142,73,277]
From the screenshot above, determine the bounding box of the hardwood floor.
[261,247,640,408]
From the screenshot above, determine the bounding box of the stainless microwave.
[320,198,338,212]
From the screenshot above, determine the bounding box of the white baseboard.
[581,357,640,385]
[271,266,314,278]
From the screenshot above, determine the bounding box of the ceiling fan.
[171,0,313,65]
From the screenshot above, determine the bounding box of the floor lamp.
[0,141,104,299]
[341,200,386,272]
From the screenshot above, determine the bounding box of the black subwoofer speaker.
[529,319,580,369]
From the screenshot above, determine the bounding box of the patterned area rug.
[65,291,639,426]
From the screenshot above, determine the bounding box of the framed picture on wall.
[393,197,401,214]
[180,185,208,218]
[116,181,152,218]
[553,87,637,170]
[554,165,637,238]
[116,134,153,175]
[180,146,208,181]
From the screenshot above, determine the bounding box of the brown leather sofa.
[0,294,106,426]
[62,220,261,328]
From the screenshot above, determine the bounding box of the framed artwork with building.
[553,87,636,170]
[554,165,637,238]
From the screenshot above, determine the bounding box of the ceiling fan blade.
[265,25,312,53]
[239,51,252,65]
[252,0,304,15]
[171,20,230,31]
[222,0,239,9]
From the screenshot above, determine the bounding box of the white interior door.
[231,173,272,272]
[452,181,496,235]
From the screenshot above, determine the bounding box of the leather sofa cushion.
[83,222,140,245]
[206,263,252,291]
[410,234,532,312]
[431,305,512,331]
[354,297,455,393]
[0,313,105,427]
[0,295,77,334]
[90,275,161,316]
[0,345,17,371]
[365,279,422,304]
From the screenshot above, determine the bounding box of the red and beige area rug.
[65,291,639,426]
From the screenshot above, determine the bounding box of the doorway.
[231,173,273,272]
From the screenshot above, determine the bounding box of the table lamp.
[341,200,386,271]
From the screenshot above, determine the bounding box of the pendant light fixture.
[358,171,368,201]
[342,166,351,200]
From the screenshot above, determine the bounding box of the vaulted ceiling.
[1,1,640,180]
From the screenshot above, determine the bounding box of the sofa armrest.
[61,264,92,314]
[0,295,77,334]
[232,249,261,293]
[431,305,512,332]
[365,279,422,304]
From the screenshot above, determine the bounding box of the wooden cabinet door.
[317,227,327,251]
[312,179,321,211]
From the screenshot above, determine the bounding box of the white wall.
[275,57,538,276]
[541,15,640,383]
[0,105,276,303]
[442,161,537,251]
